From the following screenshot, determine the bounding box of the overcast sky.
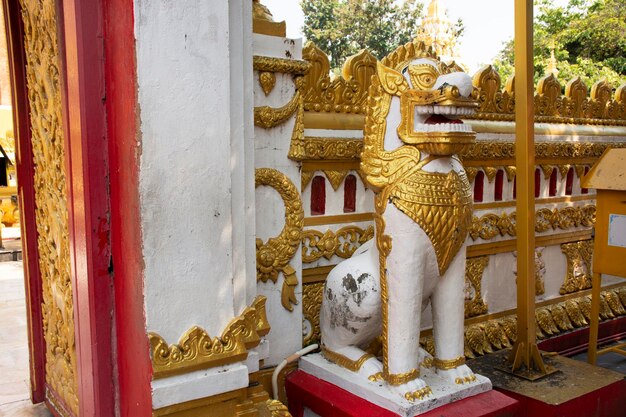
[263,0,570,73]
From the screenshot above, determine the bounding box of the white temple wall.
[134,0,255,406]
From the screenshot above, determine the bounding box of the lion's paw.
[388,377,431,402]
[437,364,476,385]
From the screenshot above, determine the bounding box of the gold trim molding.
[149,296,270,379]
[253,56,310,75]
[301,225,374,264]
[469,204,595,241]
[255,168,304,311]
[254,91,301,129]
[302,137,364,160]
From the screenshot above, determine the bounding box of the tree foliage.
[301,0,426,69]
[494,0,625,86]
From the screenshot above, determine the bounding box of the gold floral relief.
[464,256,489,318]
[20,0,78,413]
[301,225,374,264]
[560,239,594,295]
[469,205,595,241]
[149,296,270,379]
[255,168,304,311]
[302,281,324,346]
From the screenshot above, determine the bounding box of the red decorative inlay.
[582,166,590,194]
[343,174,356,213]
[494,169,504,201]
[535,168,541,198]
[311,176,326,215]
[565,167,574,195]
[473,171,484,202]
[549,169,558,196]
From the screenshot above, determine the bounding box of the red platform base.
[285,370,520,417]
[499,379,626,417]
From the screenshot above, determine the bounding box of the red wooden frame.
[2,0,45,403]
[103,0,153,414]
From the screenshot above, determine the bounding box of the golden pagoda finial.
[546,43,559,77]
[253,0,274,22]
[418,0,459,62]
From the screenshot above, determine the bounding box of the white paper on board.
[608,214,626,248]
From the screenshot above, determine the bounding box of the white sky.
[263,0,570,73]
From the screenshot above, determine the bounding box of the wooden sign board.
[582,148,626,278]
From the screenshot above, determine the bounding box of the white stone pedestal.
[299,353,492,417]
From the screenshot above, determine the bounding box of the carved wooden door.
[15,0,79,415]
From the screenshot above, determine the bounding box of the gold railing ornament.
[301,225,374,263]
[469,65,626,125]
[149,296,270,379]
[301,42,377,114]
[255,168,304,311]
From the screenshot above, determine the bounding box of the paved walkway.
[0,260,50,417]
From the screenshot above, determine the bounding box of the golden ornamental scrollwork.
[259,71,276,96]
[149,296,270,379]
[254,91,301,129]
[469,205,595,241]
[301,42,377,114]
[21,0,78,413]
[464,256,489,318]
[560,239,593,295]
[255,168,304,311]
[301,225,374,264]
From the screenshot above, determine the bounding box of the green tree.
[301,0,426,69]
[494,0,625,86]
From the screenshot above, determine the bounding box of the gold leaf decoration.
[560,239,593,295]
[21,0,78,413]
[149,296,270,379]
[323,170,350,191]
[253,55,310,75]
[266,399,293,417]
[302,282,325,346]
[254,91,301,129]
[469,205,595,242]
[255,169,304,311]
[259,71,276,96]
[465,256,489,318]
[301,225,374,264]
[302,137,363,160]
[302,42,377,114]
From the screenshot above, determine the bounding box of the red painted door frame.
[57,0,115,415]
[2,0,46,404]
[5,0,151,414]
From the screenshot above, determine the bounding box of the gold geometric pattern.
[20,0,78,413]
[560,239,593,295]
[302,282,325,346]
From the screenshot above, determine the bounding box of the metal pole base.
[495,343,559,381]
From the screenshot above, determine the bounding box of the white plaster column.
[253,33,304,366]
[134,0,256,407]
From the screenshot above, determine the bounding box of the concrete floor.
[0,260,51,417]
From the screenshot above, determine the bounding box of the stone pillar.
[133,0,262,410]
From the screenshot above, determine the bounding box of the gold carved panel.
[302,281,324,346]
[301,225,374,264]
[464,256,489,318]
[20,0,78,413]
[469,205,595,241]
[560,239,594,295]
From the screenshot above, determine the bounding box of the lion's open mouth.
[413,105,474,133]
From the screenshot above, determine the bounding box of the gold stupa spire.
[546,43,559,77]
[418,0,459,61]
